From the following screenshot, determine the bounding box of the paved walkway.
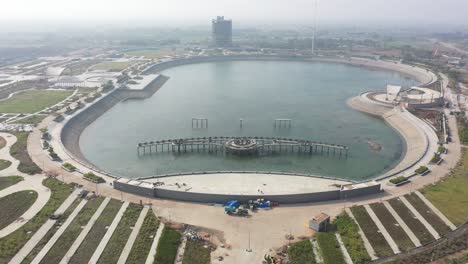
[117,206,149,264]
[89,201,129,264]
[399,196,440,240]
[174,233,188,263]
[0,133,20,176]
[10,188,80,263]
[382,201,421,247]
[364,205,400,254]
[145,222,165,264]
[31,199,88,264]
[310,238,323,264]
[415,191,456,230]
[336,233,353,264]
[345,208,378,260]
[60,197,110,264]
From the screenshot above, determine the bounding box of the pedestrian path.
[364,205,400,254]
[335,233,353,264]
[31,199,88,264]
[415,191,456,230]
[399,196,440,240]
[89,201,129,264]
[382,201,421,247]
[117,206,149,264]
[345,208,378,260]
[174,232,188,263]
[10,188,81,263]
[59,197,111,264]
[310,238,323,264]
[145,222,165,264]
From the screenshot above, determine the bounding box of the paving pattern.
[335,233,353,264]
[145,222,165,264]
[415,191,456,231]
[345,208,378,260]
[117,206,149,264]
[364,204,401,254]
[399,196,440,240]
[382,201,422,247]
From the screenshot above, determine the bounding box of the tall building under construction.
[212,16,232,47]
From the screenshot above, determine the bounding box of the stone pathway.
[10,188,81,263]
[399,196,440,240]
[89,201,129,264]
[117,206,149,264]
[415,191,456,230]
[335,233,353,264]
[310,238,323,264]
[59,197,111,264]
[174,233,187,263]
[145,222,165,264]
[345,208,378,260]
[31,199,88,264]
[364,204,401,254]
[382,201,421,247]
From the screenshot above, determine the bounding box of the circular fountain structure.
[224,138,259,155]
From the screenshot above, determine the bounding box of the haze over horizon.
[2,0,468,28]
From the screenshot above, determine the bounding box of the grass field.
[12,115,46,125]
[182,240,211,264]
[10,132,41,175]
[40,197,104,264]
[97,203,143,264]
[350,206,393,257]
[92,61,135,72]
[388,198,434,244]
[422,149,468,226]
[69,199,122,264]
[0,190,37,230]
[287,239,316,264]
[334,213,370,264]
[316,233,345,264]
[0,176,22,191]
[0,90,72,114]
[22,198,81,263]
[370,203,415,251]
[0,159,12,171]
[125,49,178,59]
[0,179,74,263]
[405,193,452,235]
[127,210,159,264]
[153,227,182,264]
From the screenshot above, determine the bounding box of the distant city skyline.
[2,0,468,27]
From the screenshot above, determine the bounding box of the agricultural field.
[287,239,316,264]
[92,61,135,72]
[0,176,22,190]
[0,179,74,263]
[334,213,370,264]
[388,198,434,244]
[316,232,345,264]
[369,203,415,251]
[0,190,37,230]
[182,239,212,264]
[422,149,468,226]
[404,193,452,235]
[350,206,393,257]
[0,90,72,114]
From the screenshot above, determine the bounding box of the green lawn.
[12,115,46,125]
[334,213,370,264]
[125,49,178,59]
[405,193,452,235]
[369,203,415,251]
[388,198,434,244]
[0,176,22,190]
[288,239,316,264]
[92,61,135,72]
[316,232,345,264]
[127,210,159,264]
[40,197,104,264]
[182,240,211,264]
[421,149,468,226]
[350,206,393,257]
[0,90,72,114]
[0,179,74,263]
[97,203,143,264]
[0,159,12,171]
[153,227,181,264]
[10,132,41,175]
[0,190,38,230]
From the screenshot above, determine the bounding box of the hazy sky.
[2,0,468,26]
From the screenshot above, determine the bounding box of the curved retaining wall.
[113,178,381,204]
[61,75,170,163]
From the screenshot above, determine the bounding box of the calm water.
[80,61,418,180]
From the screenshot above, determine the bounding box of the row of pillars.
[192,118,208,128]
[192,118,293,128]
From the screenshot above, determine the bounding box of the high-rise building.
[212,16,232,47]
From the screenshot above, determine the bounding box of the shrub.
[390,176,408,184]
[415,166,429,174]
[288,239,316,264]
[62,162,76,171]
[83,172,105,183]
